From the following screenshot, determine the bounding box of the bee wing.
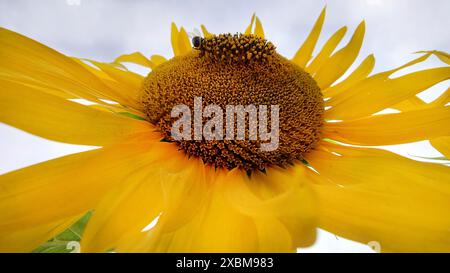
[193,28,202,37]
[188,28,203,40]
[187,31,196,40]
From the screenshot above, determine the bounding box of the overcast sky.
[0,0,449,252]
[1,0,449,67]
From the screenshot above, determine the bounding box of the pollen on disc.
[141,33,324,171]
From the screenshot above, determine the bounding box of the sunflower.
[1,8,449,253]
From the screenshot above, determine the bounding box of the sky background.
[0,0,449,252]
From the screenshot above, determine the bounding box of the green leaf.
[118,112,146,121]
[32,211,92,253]
[302,159,313,168]
[33,241,72,253]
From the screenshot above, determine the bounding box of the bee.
[192,36,204,49]
[188,28,204,50]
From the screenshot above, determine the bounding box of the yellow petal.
[0,215,80,252]
[89,60,143,93]
[121,172,260,252]
[244,13,256,35]
[252,218,294,252]
[170,22,180,56]
[81,170,163,252]
[324,106,450,145]
[70,57,112,80]
[254,16,265,38]
[0,79,150,146]
[82,144,206,252]
[292,7,326,68]
[0,151,97,230]
[0,57,100,102]
[326,53,431,107]
[117,166,315,253]
[314,21,366,89]
[155,160,208,234]
[81,143,184,252]
[0,134,161,236]
[392,96,427,112]
[433,87,450,106]
[68,59,144,113]
[310,143,450,252]
[430,136,450,159]
[114,52,154,68]
[390,91,450,158]
[326,67,450,120]
[322,54,375,99]
[393,88,449,112]
[0,27,132,107]
[83,60,144,109]
[142,209,258,253]
[127,156,208,243]
[177,27,192,55]
[417,50,450,65]
[305,26,347,74]
[200,24,212,38]
[224,167,318,248]
[150,55,168,67]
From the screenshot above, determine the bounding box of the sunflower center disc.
[141,34,324,171]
